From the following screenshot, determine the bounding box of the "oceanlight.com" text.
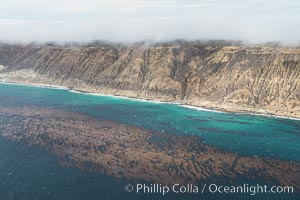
[124,183,295,196]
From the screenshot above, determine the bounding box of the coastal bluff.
[0,42,299,118]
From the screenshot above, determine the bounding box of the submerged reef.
[0,106,299,191]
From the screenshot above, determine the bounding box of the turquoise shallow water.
[0,83,300,200]
[0,83,299,161]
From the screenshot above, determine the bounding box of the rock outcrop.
[0,43,299,118]
[1,105,299,190]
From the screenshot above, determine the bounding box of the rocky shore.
[0,105,299,191]
[0,43,299,119]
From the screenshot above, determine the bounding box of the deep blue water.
[0,134,297,200]
[0,83,299,161]
[0,83,299,200]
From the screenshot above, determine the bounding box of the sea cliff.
[0,42,299,118]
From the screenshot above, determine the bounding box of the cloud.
[0,0,299,44]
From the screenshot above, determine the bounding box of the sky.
[0,0,299,44]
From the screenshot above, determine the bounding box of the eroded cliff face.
[0,44,299,117]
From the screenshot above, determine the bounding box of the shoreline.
[1,80,300,121]
[69,89,177,105]
[0,80,69,90]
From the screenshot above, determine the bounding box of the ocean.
[0,83,299,200]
